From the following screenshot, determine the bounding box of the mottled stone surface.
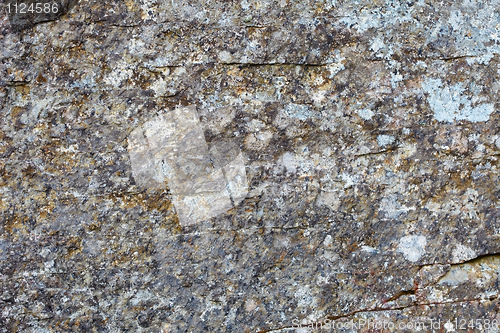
[0,0,499,332]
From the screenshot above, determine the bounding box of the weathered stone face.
[0,0,499,332]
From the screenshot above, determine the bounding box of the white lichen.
[357,108,374,120]
[377,134,395,147]
[422,78,495,123]
[452,244,477,263]
[397,235,427,262]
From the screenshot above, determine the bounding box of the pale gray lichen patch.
[377,134,395,147]
[284,103,316,121]
[422,78,495,123]
[357,108,374,120]
[452,244,477,263]
[379,194,413,219]
[397,235,427,263]
[128,106,248,226]
[317,190,341,211]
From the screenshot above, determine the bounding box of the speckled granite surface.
[1,0,499,332]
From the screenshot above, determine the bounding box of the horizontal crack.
[419,252,500,268]
[353,146,400,158]
[383,288,415,304]
[1,80,31,87]
[259,297,500,332]
[416,55,477,61]
[219,62,336,67]
[109,23,141,28]
[139,65,183,72]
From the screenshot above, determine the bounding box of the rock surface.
[0,0,499,332]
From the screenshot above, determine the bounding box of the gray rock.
[0,0,499,332]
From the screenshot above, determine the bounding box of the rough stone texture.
[0,0,499,332]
